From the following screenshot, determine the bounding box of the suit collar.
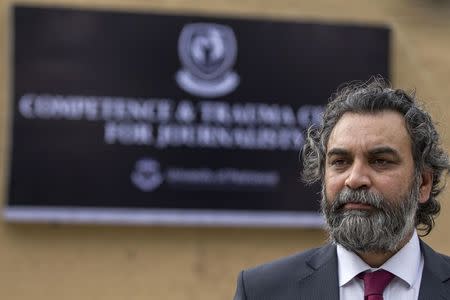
[297,244,340,300]
[418,240,450,299]
[420,240,450,281]
[305,243,337,271]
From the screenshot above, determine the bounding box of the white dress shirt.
[337,231,424,300]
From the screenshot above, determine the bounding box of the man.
[233,79,450,300]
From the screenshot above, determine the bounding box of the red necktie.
[357,270,395,300]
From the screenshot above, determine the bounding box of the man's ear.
[419,169,433,204]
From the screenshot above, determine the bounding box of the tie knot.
[358,270,395,298]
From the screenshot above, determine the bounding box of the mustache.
[330,188,384,211]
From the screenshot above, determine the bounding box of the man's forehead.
[326,111,412,152]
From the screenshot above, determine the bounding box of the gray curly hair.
[302,78,450,236]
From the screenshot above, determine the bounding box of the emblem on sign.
[131,158,164,192]
[175,23,240,98]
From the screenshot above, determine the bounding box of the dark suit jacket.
[233,241,450,300]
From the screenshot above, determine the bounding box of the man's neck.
[355,230,415,268]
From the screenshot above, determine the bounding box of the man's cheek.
[324,186,338,204]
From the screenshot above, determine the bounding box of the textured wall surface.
[0,1,450,299]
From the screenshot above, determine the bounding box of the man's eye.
[331,159,348,167]
[372,159,391,166]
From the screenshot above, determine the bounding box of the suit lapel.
[418,241,450,300]
[297,244,340,300]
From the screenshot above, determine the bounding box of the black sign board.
[5,5,390,226]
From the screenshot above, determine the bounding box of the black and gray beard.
[322,183,419,253]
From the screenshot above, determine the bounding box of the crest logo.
[131,158,164,192]
[176,23,239,98]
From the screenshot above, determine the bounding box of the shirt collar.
[337,230,422,288]
[381,230,422,287]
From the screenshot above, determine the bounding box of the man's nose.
[344,161,371,190]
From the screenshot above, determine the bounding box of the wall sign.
[4,5,390,226]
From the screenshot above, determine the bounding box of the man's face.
[323,111,419,252]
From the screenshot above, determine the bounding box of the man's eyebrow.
[327,148,350,157]
[368,146,400,157]
[327,147,401,158]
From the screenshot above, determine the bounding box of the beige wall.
[1,0,450,299]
